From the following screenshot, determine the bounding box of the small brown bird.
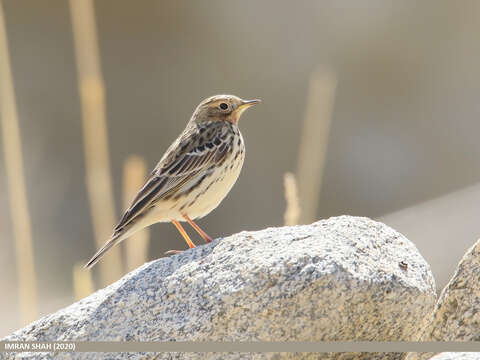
[85,95,260,268]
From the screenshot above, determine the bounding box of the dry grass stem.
[283,172,301,226]
[73,262,94,300]
[69,0,123,285]
[0,2,37,324]
[296,67,337,224]
[123,155,150,271]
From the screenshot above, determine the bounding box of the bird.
[85,94,261,268]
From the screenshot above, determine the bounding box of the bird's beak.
[230,98,261,123]
[239,99,262,109]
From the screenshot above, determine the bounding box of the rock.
[2,216,436,360]
[406,238,480,360]
[429,354,480,360]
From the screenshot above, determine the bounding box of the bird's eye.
[219,103,228,110]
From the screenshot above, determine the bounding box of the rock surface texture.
[429,354,480,360]
[406,238,480,360]
[2,216,436,360]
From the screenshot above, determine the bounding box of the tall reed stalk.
[296,67,337,224]
[123,155,150,271]
[0,1,37,324]
[69,0,123,285]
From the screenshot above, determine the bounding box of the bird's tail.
[84,231,126,269]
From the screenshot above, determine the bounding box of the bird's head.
[190,95,261,125]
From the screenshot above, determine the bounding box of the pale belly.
[145,148,245,223]
[179,155,244,219]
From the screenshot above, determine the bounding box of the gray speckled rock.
[407,238,480,360]
[2,216,436,360]
[429,353,480,360]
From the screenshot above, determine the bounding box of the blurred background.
[2,0,480,336]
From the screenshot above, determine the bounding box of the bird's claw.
[165,250,183,255]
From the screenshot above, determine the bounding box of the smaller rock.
[422,237,480,341]
[406,238,480,360]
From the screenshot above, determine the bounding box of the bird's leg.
[166,220,196,255]
[183,214,212,243]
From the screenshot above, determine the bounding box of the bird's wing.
[113,123,233,233]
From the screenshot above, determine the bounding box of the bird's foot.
[164,250,184,255]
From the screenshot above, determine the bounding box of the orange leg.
[171,219,195,248]
[183,214,212,243]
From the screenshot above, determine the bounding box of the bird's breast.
[184,135,245,219]
[177,132,245,220]
[147,130,245,222]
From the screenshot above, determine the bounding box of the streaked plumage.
[85,95,260,268]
